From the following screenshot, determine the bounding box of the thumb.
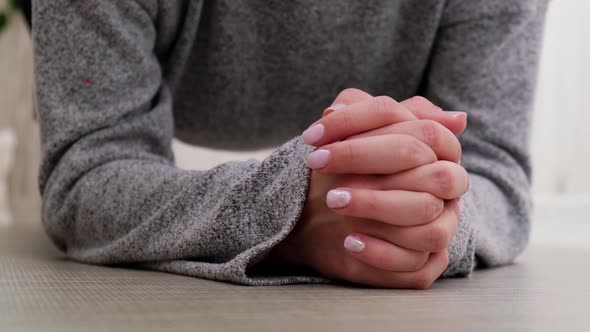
[322,88,374,117]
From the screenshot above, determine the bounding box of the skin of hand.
[268,90,469,289]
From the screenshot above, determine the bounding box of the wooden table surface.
[0,228,588,332]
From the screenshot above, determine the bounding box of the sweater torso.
[161,0,445,149]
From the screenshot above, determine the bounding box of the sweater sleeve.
[33,1,324,285]
[422,0,550,276]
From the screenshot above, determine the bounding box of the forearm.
[34,0,325,285]
[42,134,316,282]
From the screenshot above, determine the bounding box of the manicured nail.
[302,124,325,145]
[447,111,467,118]
[344,235,365,253]
[326,189,351,208]
[323,103,346,116]
[307,149,330,169]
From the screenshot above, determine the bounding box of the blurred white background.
[0,1,588,246]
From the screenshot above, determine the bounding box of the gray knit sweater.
[33,0,548,285]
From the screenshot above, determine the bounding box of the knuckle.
[432,162,456,197]
[373,96,397,119]
[421,193,444,222]
[420,120,443,151]
[408,96,442,112]
[448,136,462,162]
[335,88,359,105]
[399,135,430,165]
[340,88,364,99]
[413,252,448,289]
[361,190,379,212]
[342,141,358,164]
[338,107,355,130]
[341,87,359,94]
[412,272,436,290]
[425,220,451,251]
[423,193,445,220]
[410,252,430,271]
[409,96,431,106]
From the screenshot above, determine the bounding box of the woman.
[32,0,548,288]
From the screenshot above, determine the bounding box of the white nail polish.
[326,189,351,208]
[302,124,325,145]
[307,149,331,169]
[344,235,365,253]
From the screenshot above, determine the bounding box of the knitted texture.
[33,0,548,284]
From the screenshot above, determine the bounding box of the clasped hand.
[272,89,470,289]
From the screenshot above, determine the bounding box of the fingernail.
[323,103,346,116]
[307,149,331,169]
[447,111,467,118]
[302,124,325,145]
[344,235,365,253]
[326,189,351,208]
